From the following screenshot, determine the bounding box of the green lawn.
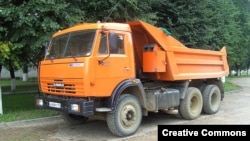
[1,85,39,93]
[0,93,59,122]
[1,78,38,85]
[0,79,60,123]
[224,77,241,92]
[1,78,39,93]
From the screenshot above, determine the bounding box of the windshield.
[45,30,96,59]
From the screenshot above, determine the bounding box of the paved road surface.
[0,77,249,141]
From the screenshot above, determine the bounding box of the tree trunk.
[9,64,16,91]
[0,64,2,80]
[0,85,3,115]
[0,64,2,114]
[247,61,250,76]
[235,63,240,76]
[22,64,28,81]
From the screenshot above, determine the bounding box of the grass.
[224,77,241,92]
[0,79,60,123]
[0,76,244,123]
[1,85,39,93]
[0,93,59,122]
[1,78,39,93]
[1,78,38,85]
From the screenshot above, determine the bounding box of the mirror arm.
[98,31,110,65]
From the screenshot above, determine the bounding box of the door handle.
[123,67,130,71]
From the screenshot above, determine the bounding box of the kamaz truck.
[35,20,229,137]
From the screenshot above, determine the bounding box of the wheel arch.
[108,79,147,112]
[189,78,225,100]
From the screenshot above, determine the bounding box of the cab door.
[94,31,134,97]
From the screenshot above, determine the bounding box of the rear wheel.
[61,112,89,125]
[179,87,203,120]
[106,94,142,137]
[202,85,221,114]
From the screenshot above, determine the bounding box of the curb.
[2,90,39,95]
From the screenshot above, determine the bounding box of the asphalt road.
[0,77,249,141]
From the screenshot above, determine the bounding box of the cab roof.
[53,22,131,37]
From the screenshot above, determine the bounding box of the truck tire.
[174,106,183,119]
[61,112,88,125]
[179,87,203,120]
[202,84,221,114]
[106,94,142,137]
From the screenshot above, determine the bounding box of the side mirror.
[44,41,49,56]
[98,32,118,65]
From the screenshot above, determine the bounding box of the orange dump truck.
[36,20,229,137]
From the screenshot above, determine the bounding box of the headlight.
[36,99,43,106]
[71,104,80,112]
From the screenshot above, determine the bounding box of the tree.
[151,0,250,75]
[0,41,19,90]
[78,0,158,24]
[152,0,241,50]
[1,0,250,78]
[1,0,158,83]
[0,0,85,83]
[0,42,11,79]
[0,0,85,89]
[231,0,250,75]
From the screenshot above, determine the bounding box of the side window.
[98,34,108,54]
[109,33,124,54]
[117,34,124,54]
[98,32,125,54]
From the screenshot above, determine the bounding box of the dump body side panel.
[128,20,229,81]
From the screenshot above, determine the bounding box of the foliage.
[0,41,20,71]
[0,0,84,68]
[0,41,11,63]
[78,0,158,24]
[1,0,250,74]
[228,0,250,74]
[152,0,250,74]
[152,0,240,50]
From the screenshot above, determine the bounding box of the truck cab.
[39,23,135,98]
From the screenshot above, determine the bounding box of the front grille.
[47,82,76,94]
[40,79,84,95]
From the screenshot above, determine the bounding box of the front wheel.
[179,87,203,120]
[106,94,142,137]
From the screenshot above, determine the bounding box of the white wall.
[0,67,37,79]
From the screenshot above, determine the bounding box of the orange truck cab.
[36,20,229,137]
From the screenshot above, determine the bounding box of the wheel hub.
[121,105,136,127]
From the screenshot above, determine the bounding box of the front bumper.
[35,95,94,117]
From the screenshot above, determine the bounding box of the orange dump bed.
[128,21,229,81]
